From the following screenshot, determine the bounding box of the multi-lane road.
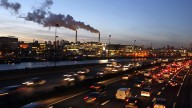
[52,64,191,108]
[0,59,191,108]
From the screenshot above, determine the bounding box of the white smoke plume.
[25,0,99,33]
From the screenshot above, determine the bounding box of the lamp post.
[108,35,111,58]
[134,40,136,61]
[54,24,59,67]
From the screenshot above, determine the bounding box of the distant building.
[60,40,70,46]
[48,41,52,45]
[0,36,18,50]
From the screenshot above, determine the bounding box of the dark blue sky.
[0,0,192,48]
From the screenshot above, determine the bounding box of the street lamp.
[54,24,59,67]
[108,35,111,58]
[133,40,136,60]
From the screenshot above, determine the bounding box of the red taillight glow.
[84,96,88,100]
[90,86,94,88]
[95,86,100,89]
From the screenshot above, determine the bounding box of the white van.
[141,88,152,97]
[116,88,131,100]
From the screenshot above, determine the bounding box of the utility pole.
[108,35,111,58]
[54,24,59,67]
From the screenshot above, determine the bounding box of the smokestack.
[75,30,77,43]
[98,32,100,43]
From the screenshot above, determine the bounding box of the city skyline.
[0,0,192,48]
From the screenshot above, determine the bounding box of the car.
[96,70,108,77]
[0,85,25,97]
[63,72,77,77]
[22,78,46,86]
[111,68,119,73]
[145,76,153,83]
[168,80,178,87]
[106,64,113,67]
[156,77,164,83]
[177,73,184,79]
[84,92,104,104]
[122,74,131,80]
[123,64,130,68]
[153,98,166,108]
[125,96,142,108]
[144,72,151,77]
[90,83,106,92]
[77,68,90,75]
[114,64,122,68]
[135,62,142,67]
[134,80,144,88]
[116,88,131,100]
[20,102,52,108]
[163,73,170,78]
[141,88,152,97]
[127,63,135,68]
[137,70,145,75]
[63,76,76,82]
[63,75,76,86]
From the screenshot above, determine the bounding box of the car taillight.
[92,98,97,101]
[84,96,88,100]
[95,86,100,89]
[90,86,94,88]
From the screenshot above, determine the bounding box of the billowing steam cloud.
[0,0,21,14]
[25,0,99,33]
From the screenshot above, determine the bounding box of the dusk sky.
[0,0,192,48]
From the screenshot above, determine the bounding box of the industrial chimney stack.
[98,32,100,43]
[75,30,77,43]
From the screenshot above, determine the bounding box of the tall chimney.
[75,30,77,43]
[98,32,100,43]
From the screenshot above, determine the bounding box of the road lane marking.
[49,90,90,106]
[106,79,122,85]
[101,100,110,105]
[173,102,176,108]
[152,98,156,102]
[177,83,183,96]
[183,75,186,81]
[157,92,161,95]
[162,87,165,90]
[135,95,138,97]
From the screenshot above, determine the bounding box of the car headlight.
[0,93,8,96]
[64,78,69,80]
[27,82,34,85]
[69,78,75,81]
[23,82,34,85]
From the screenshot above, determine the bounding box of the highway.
[51,61,191,108]
[0,59,149,107]
[0,59,191,108]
